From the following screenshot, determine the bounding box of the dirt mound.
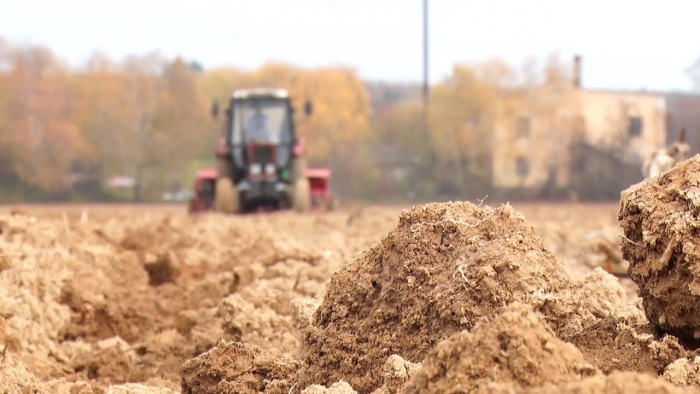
[0,214,81,378]
[296,202,574,392]
[180,340,300,394]
[619,155,700,340]
[372,355,421,394]
[296,202,644,392]
[554,267,645,338]
[555,268,691,375]
[104,383,179,394]
[663,356,700,387]
[301,381,358,394]
[564,317,692,375]
[217,291,299,355]
[528,371,699,394]
[0,353,45,393]
[402,303,597,394]
[291,298,321,332]
[0,352,167,394]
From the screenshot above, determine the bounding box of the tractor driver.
[245,106,270,142]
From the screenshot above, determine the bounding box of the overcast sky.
[1,0,699,91]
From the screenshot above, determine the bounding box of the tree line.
[0,38,616,203]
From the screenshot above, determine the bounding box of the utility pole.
[415,0,430,199]
[423,0,429,133]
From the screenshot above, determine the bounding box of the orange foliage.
[4,47,89,193]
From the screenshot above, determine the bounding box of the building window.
[516,156,530,178]
[573,116,586,141]
[628,116,643,137]
[516,117,531,138]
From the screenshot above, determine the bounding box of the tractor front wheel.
[292,178,311,213]
[215,177,239,214]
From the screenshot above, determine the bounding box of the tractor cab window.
[245,108,270,142]
[232,99,292,145]
[231,98,293,168]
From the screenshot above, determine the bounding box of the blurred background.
[1,0,700,204]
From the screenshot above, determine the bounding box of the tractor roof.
[232,88,289,100]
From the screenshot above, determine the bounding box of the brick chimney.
[573,55,582,88]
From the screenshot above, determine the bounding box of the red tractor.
[189,88,334,214]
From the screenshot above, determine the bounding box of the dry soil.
[0,194,696,393]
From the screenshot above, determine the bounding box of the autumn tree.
[75,52,126,188]
[428,63,498,196]
[369,99,435,199]
[197,68,246,105]
[3,44,88,194]
[0,38,13,182]
[153,57,208,191]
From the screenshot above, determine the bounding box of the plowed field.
[1,200,693,394]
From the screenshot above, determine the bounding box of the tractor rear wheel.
[215,177,238,214]
[292,156,308,183]
[292,177,311,213]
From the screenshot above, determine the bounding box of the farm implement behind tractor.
[188,167,335,214]
[188,88,335,214]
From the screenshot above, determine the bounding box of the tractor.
[195,87,331,214]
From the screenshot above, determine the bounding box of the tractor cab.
[228,89,296,180]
